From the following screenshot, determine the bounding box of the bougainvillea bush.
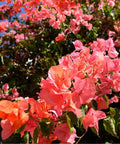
[0,0,120,143]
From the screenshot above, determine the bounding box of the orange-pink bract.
[0,100,29,140]
[82,108,106,133]
[0,21,8,33]
[0,0,119,142]
[39,65,72,108]
[54,123,77,143]
[72,77,96,108]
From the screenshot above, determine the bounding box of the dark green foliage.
[0,22,74,98]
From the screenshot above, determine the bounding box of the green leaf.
[0,54,4,65]
[117,122,120,131]
[113,108,120,123]
[66,114,74,134]
[103,94,109,105]
[80,104,88,117]
[67,111,77,126]
[103,117,119,138]
[109,107,120,133]
[108,71,113,75]
[16,124,26,133]
[109,107,116,117]
[90,127,99,136]
[91,100,98,110]
[105,142,112,144]
[33,127,39,144]
[39,118,53,139]
[84,73,89,78]
[24,103,31,113]
[23,131,30,144]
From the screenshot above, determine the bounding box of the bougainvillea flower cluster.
[0,0,120,143]
[0,38,119,143]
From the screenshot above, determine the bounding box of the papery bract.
[54,123,77,143]
[39,65,72,109]
[82,108,106,133]
[73,40,84,51]
[0,21,8,33]
[72,77,96,108]
[55,32,66,42]
[2,83,9,92]
[95,96,108,110]
[0,100,29,140]
[1,119,14,140]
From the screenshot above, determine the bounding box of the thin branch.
[75,130,87,144]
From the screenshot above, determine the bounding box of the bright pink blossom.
[1,119,14,140]
[83,15,93,21]
[0,21,8,33]
[55,32,66,41]
[114,39,120,47]
[2,83,9,92]
[73,40,84,51]
[95,96,108,110]
[107,30,116,37]
[39,66,71,108]
[82,108,106,133]
[107,0,115,7]
[15,33,28,43]
[98,0,105,9]
[54,123,77,143]
[12,88,19,97]
[72,78,96,108]
[112,72,120,92]
[0,100,29,140]
[109,95,119,104]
